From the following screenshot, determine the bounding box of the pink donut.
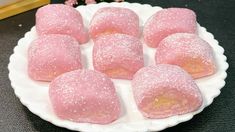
[36,4,89,44]
[89,7,140,39]
[93,33,144,80]
[143,8,197,48]
[28,34,82,81]
[49,69,121,124]
[155,33,216,79]
[132,64,203,119]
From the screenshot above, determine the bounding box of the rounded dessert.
[143,8,197,48]
[155,33,216,78]
[132,64,203,119]
[89,7,140,39]
[36,4,89,44]
[93,33,144,80]
[28,34,82,81]
[49,69,121,124]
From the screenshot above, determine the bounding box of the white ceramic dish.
[8,2,228,132]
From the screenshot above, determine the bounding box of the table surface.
[1,0,235,132]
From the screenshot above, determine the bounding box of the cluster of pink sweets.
[28,4,216,124]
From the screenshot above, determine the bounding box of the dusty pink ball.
[93,33,144,80]
[36,4,89,44]
[49,69,121,124]
[132,64,203,119]
[28,34,82,81]
[155,33,216,79]
[89,7,140,39]
[143,8,197,48]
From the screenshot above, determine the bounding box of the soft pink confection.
[28,34,82,81]
[143,8,197,48]
[93,33,144,80]
[156,33,216,79]
[49,69,121,124]
[36,4,89,44]
[132,64,203,119]
[89,7,140,39]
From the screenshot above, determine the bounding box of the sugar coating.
[143,8,197,48]
[36,4,89,44]
[132,64,203,119]
[156,33,216,79]
[93,33,144,80]
[89,7,140,39]
[28,34,82,81]
[49,69,121,124]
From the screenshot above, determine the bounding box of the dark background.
[0,0,235,132]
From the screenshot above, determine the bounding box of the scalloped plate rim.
[8,2,229,132]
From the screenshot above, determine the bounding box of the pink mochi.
[132,64,203,119]
[49,69,121,124]
[156,33,216,79]
[28,34,82,81]
[36,4,89,44]
[89,7,140,39]
[93,33,144,80]
[143,8,197,48]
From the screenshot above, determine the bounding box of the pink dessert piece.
[93,33,144,80]
[49,69,121,124]
[155,33,216,79]
[36,4,89,44]
[89,7,140,39]
[28,34,82,81]
[132,64,203,119]
[143,8,197,48]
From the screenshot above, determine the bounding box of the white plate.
[8,2,229,132]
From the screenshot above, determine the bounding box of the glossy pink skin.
[155,33,216,79]
[93,33,144,80]
[28,34,82,81]
[132,64,203,119]
[143,8,197,48]
[36,4,89,44]
[89,7,140,39]
[49,69,121,124]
